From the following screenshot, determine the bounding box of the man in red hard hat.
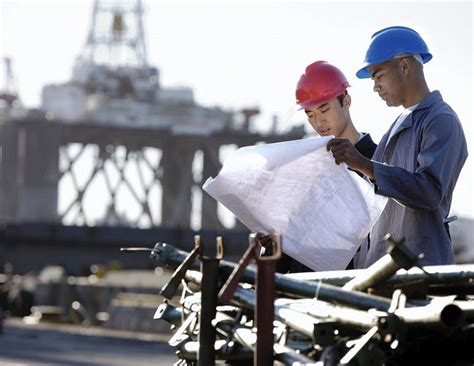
[260,60,377,272]
[327,26,468,267]
[296,61,376,157]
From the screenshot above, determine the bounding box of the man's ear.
[343,93,351,110]
[399,57,410,76]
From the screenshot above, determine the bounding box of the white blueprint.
[202,136,387,271]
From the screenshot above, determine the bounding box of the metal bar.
[198,237,224,366]
[218,280,376,336]
[231,326,318,366]
[274,306,320,338]
[218,235,258,304]
[254,234,280,366]
[394,302,465,328]
[160,236,201,299]
[343,234,419,292]
[274,274,404,311]
[153,301,182,326]
[275,298,378,332]
[287,264,474,289]
[175,339,253,363]
[454,300,474,321]
[273,344,317,365]
[168,311,198,348]
[151,242,427,310]
[339,326,379,365]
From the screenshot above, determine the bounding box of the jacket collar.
[412,90,442,113]
[388,90,442,140]
[355,133,375,149]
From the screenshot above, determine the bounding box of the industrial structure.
[41,0,236,135]
[0,0,305,273]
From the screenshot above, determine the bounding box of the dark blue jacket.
[366,91,468,266]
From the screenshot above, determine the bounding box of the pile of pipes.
[128,233,474,365]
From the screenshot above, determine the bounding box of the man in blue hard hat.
[326,26,468,267]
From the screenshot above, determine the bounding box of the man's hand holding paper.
[203,136,387,271]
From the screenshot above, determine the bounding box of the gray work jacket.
[365,91,468,267]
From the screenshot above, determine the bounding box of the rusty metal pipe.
[159,236,201,299]
[254,234,280,366]
[197,237,223,366]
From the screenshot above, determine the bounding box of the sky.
[0,0,473,219]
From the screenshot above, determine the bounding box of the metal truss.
[58,143,164,227]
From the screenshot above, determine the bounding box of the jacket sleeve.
[372,114,467,210]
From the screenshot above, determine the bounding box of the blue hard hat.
[356,26,433,79]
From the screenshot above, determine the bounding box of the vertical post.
[254,234,281,366]
[0,122,19,222]
[160,139,194,228]
[1,121,60,223]
[198,237,224,365]
[18,123,60,222]
[201,144,222,230]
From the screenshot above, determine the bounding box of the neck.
[340,119,360,145]
[402,75,430,108]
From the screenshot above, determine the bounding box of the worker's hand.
[326,138,374,179]
[255,233,274,250]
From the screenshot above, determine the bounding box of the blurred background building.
[0,0,306,274]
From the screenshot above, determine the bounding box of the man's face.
[368,60,405,107]
[304,95,350,137]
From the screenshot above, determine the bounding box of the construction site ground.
[0,317,177,366]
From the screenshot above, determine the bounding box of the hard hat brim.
[356,67,371,79]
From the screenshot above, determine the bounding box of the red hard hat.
[295,61,350,109]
